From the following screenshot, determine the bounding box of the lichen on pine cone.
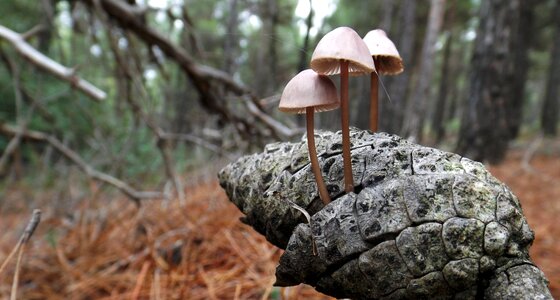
[218,128,552,299]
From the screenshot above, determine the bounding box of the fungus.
[279,69,339,205]
[310,26,374,193]
[363,29,404,132]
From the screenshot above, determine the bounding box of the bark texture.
[456,0,520,163]
[403,0,446,141]
[218,128,552,299]
[541,0,560,136]
[380,0,416,133]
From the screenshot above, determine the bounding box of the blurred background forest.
[0,0,559,299]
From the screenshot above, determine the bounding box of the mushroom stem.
[306,107,331,205]
[340,60,354,193]
[369,60,379,132]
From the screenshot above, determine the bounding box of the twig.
[0,210,41,274]
[21,24,46,40]
[0,209,41,300]
[0,123,26,174]
[95,17,184,203]
[10,243,26,300]
[245,100,302,138]
[0,25,106,101]
[0,123,164,203]
[152,268,162,300]
[131,261,151,300]
[160,132,235,160]
[0,46,38,174]
[0,242,18,277]
[20,209,41,244]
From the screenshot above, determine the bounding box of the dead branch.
[21,25,46,41]
[0,123,164,203]
[8,209,40,300]
[81,0,297,139]
[0,209,41,277]
[245,100,302,137]
[160,132,235,160]
[0,130,25,174]
[0,46,27,174]
[0,25,106,101]
[97,20,184,203]
[21,209,42,243]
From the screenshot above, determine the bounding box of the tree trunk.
[297,0,313,73]
[39,0,55,52]
[432,31,453,144]
[380,0,416,133]
[359,0,395,131]
[402,0,446,141]
[541,0,560,136]
[456,0,521,163]
[508,0,537,139]
[223,0,239,75]
[432,3,455,144]
[380,0,395,31]
[375,0,395,131]
[255,0,279,97]
[296,0,314,128]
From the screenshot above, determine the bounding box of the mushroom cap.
[310,27,375,76]
[363,29,404,75]
[279,69,340,114]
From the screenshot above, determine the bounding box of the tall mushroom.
[310,27,374,193]
[363,29,404,132]
[279,69,339,205]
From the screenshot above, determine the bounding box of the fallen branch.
[0,123,163,203]
[0,25,106,101]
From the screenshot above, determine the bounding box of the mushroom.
[362,29,404,132]
[279,69,340,205]
[310,27,374,193]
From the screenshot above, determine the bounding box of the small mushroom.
[279,69,340,205]
[363,29,404,132]
[310,26,374,193]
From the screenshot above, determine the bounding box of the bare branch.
[0,25,107,101]
[97,21,185,202]
[20,209,41,244]
[245,100,303,137]
[21,25,46,40]
[0,209,41,277]
[160,132,235,160]
[0,45,28,174]
[0,122,27,174]
[0,123,163,203]
[81,0,298,139]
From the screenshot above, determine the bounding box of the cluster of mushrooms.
[279,27,404,205]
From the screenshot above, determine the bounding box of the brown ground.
[0,151,558,299]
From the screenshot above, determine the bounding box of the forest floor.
[0,150,559,299]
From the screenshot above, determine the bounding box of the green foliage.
[0,0,43,33]
[0,0,556,190]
